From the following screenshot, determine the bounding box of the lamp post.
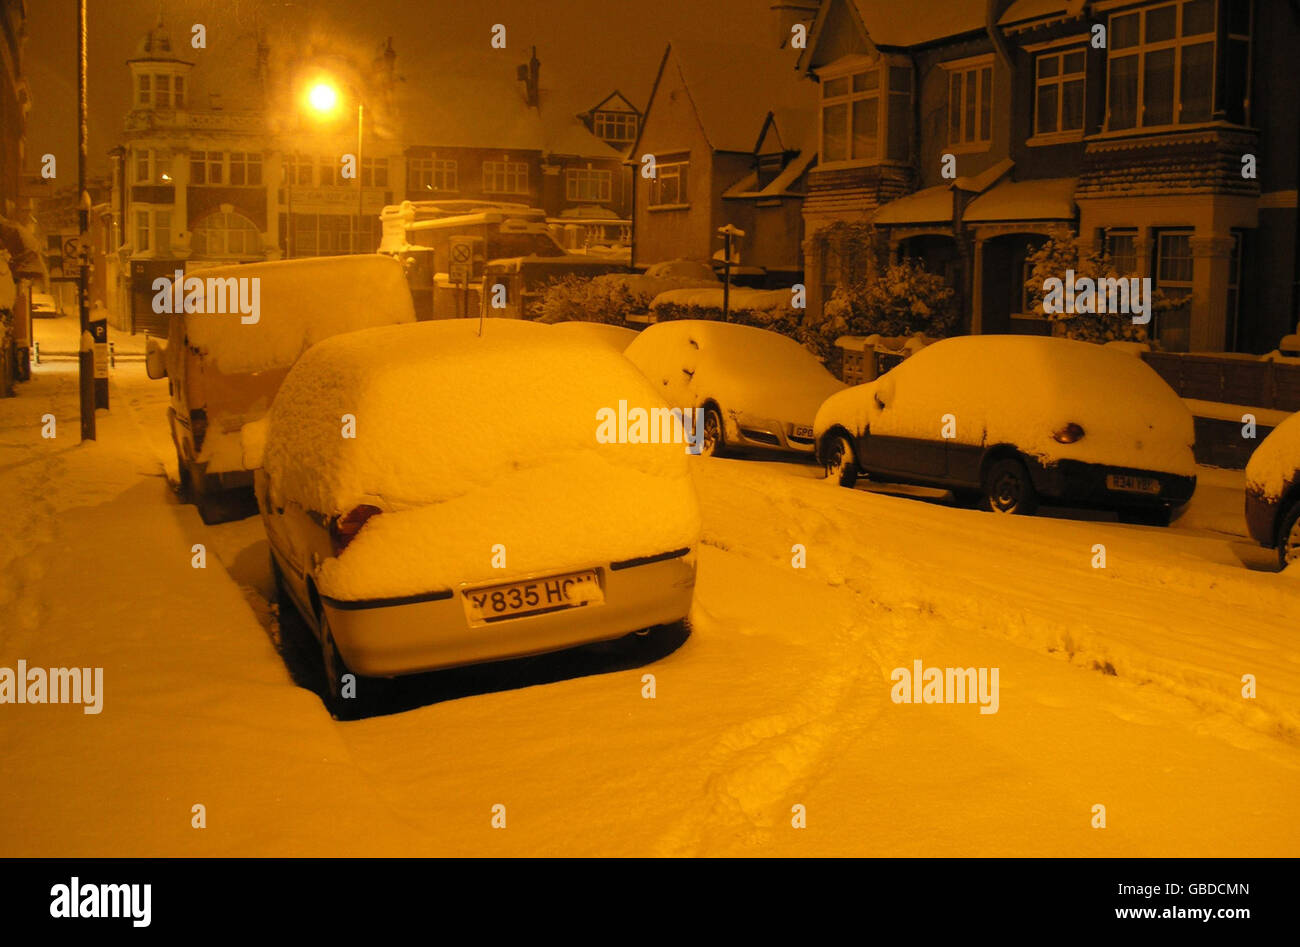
[304,79,366,254]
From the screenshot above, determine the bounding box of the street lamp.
[301,76,366,254]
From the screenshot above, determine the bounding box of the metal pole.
[77,0,95,440]
[722,231,732,321]
[356,102,364,253]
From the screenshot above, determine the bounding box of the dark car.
[1244,412,1300,568]
[814,336,1197,524]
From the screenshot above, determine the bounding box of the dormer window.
[136,74,151,107]
[594,111,637,144]
[135,72,185,109]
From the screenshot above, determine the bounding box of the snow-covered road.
[2,325,1297,856]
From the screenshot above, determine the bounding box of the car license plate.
[463,570,603,625]
[792,425,814,439]
[1107,473,1160,495]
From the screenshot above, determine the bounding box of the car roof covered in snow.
[265,319,693,518]
[815,334,1196,476]
[1246,410,1300,500]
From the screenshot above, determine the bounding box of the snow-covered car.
[815,335,1197,524]
[1244,411,1300,567]
[548,320,639,352]
[256,318,700,715]
[30,292,60,317]
[623,320,846,457]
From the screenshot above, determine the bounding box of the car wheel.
[701,407,725,457]
[318,608,360,720]
[981,457,1039,515]
[1279,502,1300,570]
[823,433,858,488]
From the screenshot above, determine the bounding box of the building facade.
[800,0,1299,354]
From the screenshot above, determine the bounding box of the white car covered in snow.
[623,320,845,457]
[548,320,639,352]
[1245,411,1300,568]
[256,319,700,715]
[815,335,1197,524]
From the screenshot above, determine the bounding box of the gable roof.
[588,90,641,115]
[635,39,816,156]
[802,0,990,69]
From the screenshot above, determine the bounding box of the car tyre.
[318,608,362,720]
[1279,501,1300,570]
[981,457,1039,515]
[823,433,859,488]
[701,406,726,458]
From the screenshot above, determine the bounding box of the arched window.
[191,211,261,258]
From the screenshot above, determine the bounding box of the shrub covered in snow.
[538,264,718,325]
[823,257,959,340]
[648,287,840,362]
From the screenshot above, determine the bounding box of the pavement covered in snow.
[2,314,1298,856]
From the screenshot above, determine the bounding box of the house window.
[483,160,529,194]
[822,70,878,162]
[1224,0,1252,124]
[192,211,260,258]
[288,154,313,187]
[1105,228,1139,274]
[136,74,151,108]
[1154,229,1194,351]
[190,151,224,185]
[594,111,637,144]
[174,76,185,109]
[566,167,612,202]
[946,59,993,148]
[361,158,388,187]
[134,149,153,184]
[155,74,171,109]
[229,152,262,186]
[1107,0,1219,131]
[1034,49,1086,136]
[409,158,458,192]
[648,157,688,206]
[318,157,339,187]
[135,211,150,251]
[154,211,171,251]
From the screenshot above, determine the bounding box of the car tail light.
[330,504,383,555]
[1052,422,1085,444]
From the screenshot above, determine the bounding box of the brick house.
[800,0,1300,354]
[629,37,818,285]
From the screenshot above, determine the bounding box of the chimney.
[518,47,540,107]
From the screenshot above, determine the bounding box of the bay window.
[819,59,912,165]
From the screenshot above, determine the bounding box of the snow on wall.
[815,335,1197,476]
[1246,411,1300,500]
[264,319,700,599]
[179,256,416,375]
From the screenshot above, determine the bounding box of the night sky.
[23,0,770,175]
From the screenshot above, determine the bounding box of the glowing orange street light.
[305,81,339,115]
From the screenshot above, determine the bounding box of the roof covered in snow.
[639,40,817,156]
[872,184,954,225]
[999,0,1088,29]
[963,177,1078,223]
[851,0,989,48]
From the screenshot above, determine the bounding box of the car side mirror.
[145,336,168,380]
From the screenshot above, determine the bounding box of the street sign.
[62,235,89,262]
[449,237,474,285]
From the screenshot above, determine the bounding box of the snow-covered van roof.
[815,335,1196,476]
[176,255,415,375]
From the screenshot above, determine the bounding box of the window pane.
[824,77,848,98]
[1143,48,1175,125]
[1182,0,1215,35]
[851,97,878,159]
[979,67,991,141]
[1036,84,1059,134]
[1109,54,1138,128]
[965,71,977,141]
[1112,12,1140,49]
[1145,5,1177,42]
[1179,41,1214,123]
[852,70,878,93]
[1227,0,1251,34]
[1037,55,1059,79]
[1062,79,1085,130]
[823,103,848,160]
[1225,38,1250,123]
[1063,50,1086,74]
[949,72,962,141]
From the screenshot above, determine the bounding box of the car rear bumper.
[1032,459,1196,510]
[320,552,696,677]
[1245,487,1279,548]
